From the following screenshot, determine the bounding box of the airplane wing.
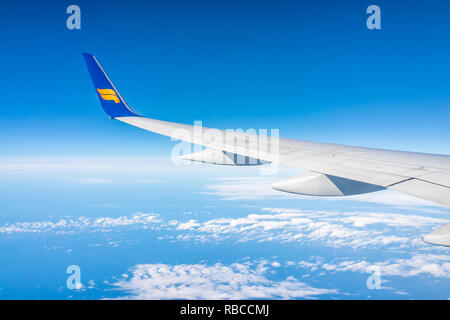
[83,53,450,246]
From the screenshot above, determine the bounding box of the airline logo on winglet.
[97,88,120,103]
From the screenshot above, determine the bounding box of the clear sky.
[1,0,450,300]
[1,0,450,157]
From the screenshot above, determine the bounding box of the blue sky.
[0,0,450,300]
[1,0,450,156]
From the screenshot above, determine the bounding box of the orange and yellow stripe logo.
[97,88,120,103]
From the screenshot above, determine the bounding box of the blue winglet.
[83,53,139,118]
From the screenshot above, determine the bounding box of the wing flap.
[272,172,385,196]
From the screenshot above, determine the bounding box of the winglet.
[82,53,139,118]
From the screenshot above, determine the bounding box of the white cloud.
[291,253,450,282]
[328,254,450,278]
[163,207,448,249]
[176,220,200,230]
[87,280,96,289]
[271,261,281,267]
[0,212,160,234]
[338,212,448,228]
[110,261,337,300]
[2,206,448,250]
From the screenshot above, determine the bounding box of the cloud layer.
[111,261,337,300]
[2,207,448,250]
[326,254,450,278]
[164,207,449,249]
[0,213,160,234]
